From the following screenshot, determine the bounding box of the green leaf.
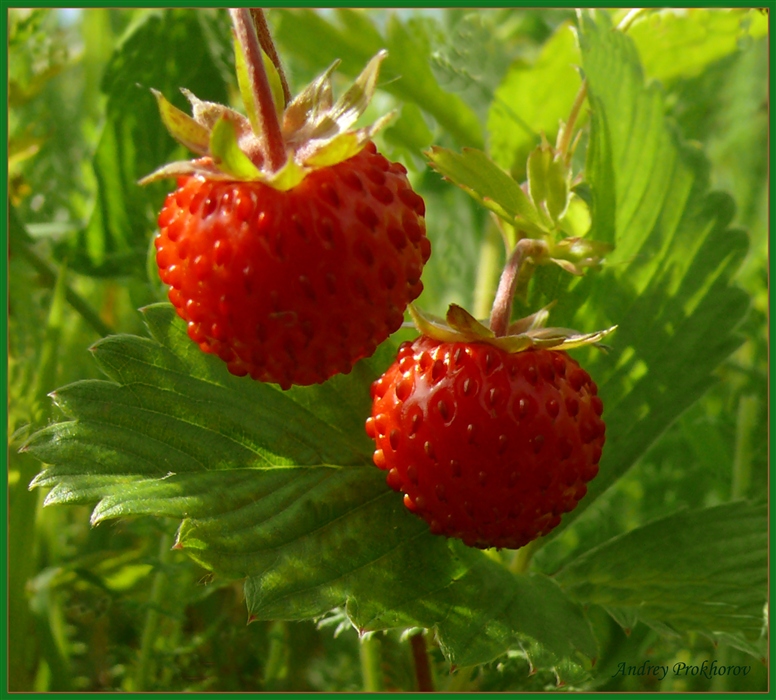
[26,303,597,668]
[487,21,582,177]
[64,10,230,278]
[426,146,545,233]
[542,11,751,536]
[631,9,768,85]
[554,502,767,641]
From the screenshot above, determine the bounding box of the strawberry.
[142,12,429,389]
[155,141,428,388]
[365,238,616,549]
[367,337,605,549]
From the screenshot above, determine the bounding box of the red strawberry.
[366,336,605,549]
[142,15,430,389]
[155,141,428,388]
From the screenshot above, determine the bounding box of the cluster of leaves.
[8,8,768,692]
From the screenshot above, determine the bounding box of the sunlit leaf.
[555,501,767,640]
[26,303,597,668]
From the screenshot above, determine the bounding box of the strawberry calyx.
[140,13,393,192]
[407,234,616,353]
[408,303,616,354]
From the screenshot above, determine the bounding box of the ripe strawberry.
[366,337,605,549]
[155,141,428,388]
[142,17,430,389]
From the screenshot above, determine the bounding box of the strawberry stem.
[230,8,286,172]
[250,9,291,106]
[409,631,434,691]
[489,238,549,336]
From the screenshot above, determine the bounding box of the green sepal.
[283,60,339,138]
[209,115,264,180]
[409,303,617,354]
[182,88,252,134]
[302,113,395,168]
[303,132,361,168]
[527,139,570,224]
[408,304,473,344]
[151,88,210,156]
[506,302,555,335]
[312,50,387,141]
[138,160,210,186]
[445,304,494,339]
[263,157,308,192]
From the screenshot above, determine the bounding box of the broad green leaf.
[554,502,767,641]
[271,9,483,149]
[539,11,752,538]
[63,10,230,278]
[488,22,582,177]
[26,303,597,668]
[631,9,768,85]
[427,147,545,233]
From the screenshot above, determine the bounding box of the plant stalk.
[410,630,434,691]
[359,633,384,691]
[250,8,291,105]
[134,531,173,691]
[489,238,549,336]
[230,8,286,172]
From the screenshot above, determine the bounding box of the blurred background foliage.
[7,7,767,691]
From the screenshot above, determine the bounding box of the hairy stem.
[230,8,286,172]
[410,631,434,691]
[250,9,291,105]
[489,238,549,336]
[557,80,587,163]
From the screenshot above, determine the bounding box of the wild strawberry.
[366,239,616,549]
[142,12,429,389]
[367,338,605,549]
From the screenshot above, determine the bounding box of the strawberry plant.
[9,8,768,692]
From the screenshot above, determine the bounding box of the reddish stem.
[489,238,549,336]
[250,8,292,106]
[410,631,434,692]
[230,8,286,172]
